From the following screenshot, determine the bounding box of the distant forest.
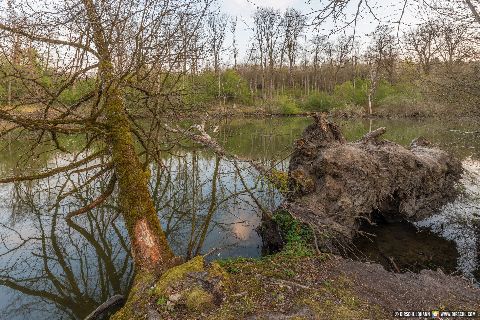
[1,5,479,117]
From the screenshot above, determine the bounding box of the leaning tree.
[0,0,214,273]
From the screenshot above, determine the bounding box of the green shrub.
[59,78,96,105]
[275,95,301,115]
[220,69,252,104]
[332,80,368,107]
[302,91,335,112]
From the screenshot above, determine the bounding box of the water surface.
[0,116,478,319]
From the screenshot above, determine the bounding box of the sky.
[217,0,422,63]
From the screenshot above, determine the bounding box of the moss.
[267,169,289,194]
[289,168,315,194]
[298,276,385,319]
[185,287,214,312]
[154,255,205,295]
[110,271,156,320]
[208,261,231,283]
[272,210,314,257]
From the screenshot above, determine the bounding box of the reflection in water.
[0,117,479,319]
[151,153,280,260]
[0,178,133,320]
[351,219,459,275]
[0,151,281,319]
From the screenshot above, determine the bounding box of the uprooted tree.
[284,114,463,252]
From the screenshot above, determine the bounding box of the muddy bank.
[285,113,462,253]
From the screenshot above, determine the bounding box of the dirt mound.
[286,114,463,252]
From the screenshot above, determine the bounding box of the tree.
[230,17,239,70]
[366,25,398,114]
[281,8,307,78]
[405,21,441,75]
[311,0,480,26]
[437,21,473,68]
[0,0,213,273]
[206,12,228,75]
[253,7,282,99]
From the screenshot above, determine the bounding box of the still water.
[0,117,478,319]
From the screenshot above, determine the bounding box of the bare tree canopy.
[0,0,215,272]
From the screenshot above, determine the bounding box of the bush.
[302,91,336,112]
[59,78,96,105]
[184,70,252,106]
[275,95,301,115]
[220,69,252,104]
[334,80,368,106]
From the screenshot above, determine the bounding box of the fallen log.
[285,113,463,253]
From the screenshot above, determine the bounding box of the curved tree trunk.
[82,0,174,272]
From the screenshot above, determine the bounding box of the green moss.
[154,256,205,295]
[272,210,314,257]
[298,276,385,319]
[267,169,289,194]
[185,287,214,312]
[110,271,156,320]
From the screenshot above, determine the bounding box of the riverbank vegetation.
[1,6,479,119]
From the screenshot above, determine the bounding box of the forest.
[0,0,478,319]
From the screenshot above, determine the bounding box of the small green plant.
[302,91,335,112]
[283,268,296,277]
[156,295,168,306]
[275,95,301,115]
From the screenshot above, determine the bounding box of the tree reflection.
[0,176,133,320]
[0,151,282,319]
[150,152,281,260]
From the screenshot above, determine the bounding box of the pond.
[0,116,478,319]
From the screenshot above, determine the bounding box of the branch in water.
[358,127,386,143]
[84,294,125,320]
[163,123,269,174]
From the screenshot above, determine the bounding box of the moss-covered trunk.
[82,0,174,272]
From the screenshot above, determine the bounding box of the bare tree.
[282,8,307,79]
[311,0,480,27]
[253,7,282,99]
[366,25,398,114]
[437,21,474,68]
[405,21,441,75]
[0,0,213,273]
[230,17,239,70]
[206,12,228,74]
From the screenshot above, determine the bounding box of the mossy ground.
[112,212,480,320]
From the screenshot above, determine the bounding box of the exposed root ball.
[286,114,463,252]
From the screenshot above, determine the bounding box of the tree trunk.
[82,0,174,272]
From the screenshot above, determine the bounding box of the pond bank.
[111,242,480,319]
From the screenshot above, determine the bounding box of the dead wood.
[286,113,463,252]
